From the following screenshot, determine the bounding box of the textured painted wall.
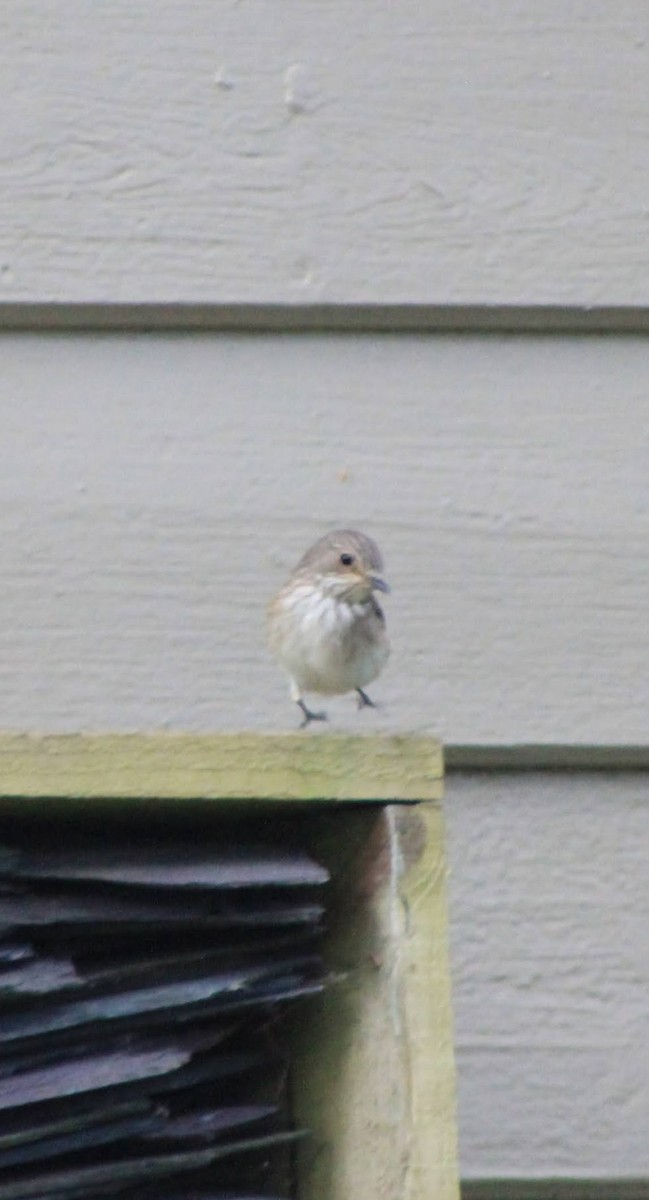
[1,0,648,304]
[1,332,646,743]
[446,772,649,1178]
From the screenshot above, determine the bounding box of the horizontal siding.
[1,0,648,305]
[445,770,649,1178]
[1,331,646,744]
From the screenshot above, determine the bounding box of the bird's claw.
[297,700,328,729]
[356,688,377,710]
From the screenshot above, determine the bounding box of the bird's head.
[295,529,390,604]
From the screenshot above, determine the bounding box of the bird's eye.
[340,552,354,566]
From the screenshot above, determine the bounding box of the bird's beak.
[370,574,390,594]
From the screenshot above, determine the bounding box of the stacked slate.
[0,831,329,1199]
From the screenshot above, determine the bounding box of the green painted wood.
[0,733,442,802]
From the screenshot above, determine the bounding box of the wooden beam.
[0,733,442,803]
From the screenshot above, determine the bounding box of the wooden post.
[293,801,458,1200]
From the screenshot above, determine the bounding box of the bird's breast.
[269,583,389,695]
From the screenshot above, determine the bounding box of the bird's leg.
[289,679,327,729]
[297,699,328,729]
[356,687,377,710]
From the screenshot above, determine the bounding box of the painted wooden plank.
[294,804,459,1200]
[0,1,647,306]
[0,733,442,802]
[445,771,649,1179]
[0,331,646,745]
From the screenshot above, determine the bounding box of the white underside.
[270,582,389,698]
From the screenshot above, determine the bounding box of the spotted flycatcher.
[267,529,390,727]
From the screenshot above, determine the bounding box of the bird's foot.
[356,688,378,710]
[297,699,328,729]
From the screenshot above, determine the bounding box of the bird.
[267,529,390,728]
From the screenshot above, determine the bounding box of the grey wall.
[1,1,648,306]
[1,1,648,1187]
[1,332,647,743]
[448,772,649,1179]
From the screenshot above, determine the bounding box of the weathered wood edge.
[292,804,459,1200]
[400,804,459,1199]
[0,733,442,802]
